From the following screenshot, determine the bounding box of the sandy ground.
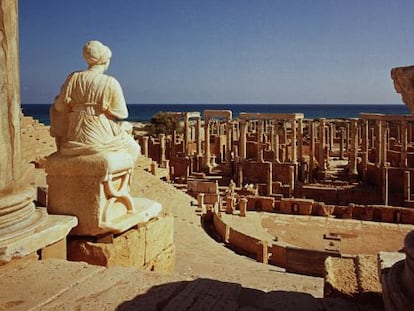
[222,211,413,255]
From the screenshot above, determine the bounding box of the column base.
[0,212,77,264]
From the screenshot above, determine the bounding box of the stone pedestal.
[381,230,414,310]
[46,152,161,236]
[68,215,175,272]
[239,197,247,217]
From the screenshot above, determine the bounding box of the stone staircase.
[20,116,56,165]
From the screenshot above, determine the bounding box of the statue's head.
[83,40,112,68]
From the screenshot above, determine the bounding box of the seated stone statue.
[50,40,140,160]
[47,40,160,236]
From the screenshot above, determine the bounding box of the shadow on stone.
[115,278,382,310]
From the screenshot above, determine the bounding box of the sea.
[21,103,411,126]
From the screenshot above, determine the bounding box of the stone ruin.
[1,0,414,308]
[135,69,414,310]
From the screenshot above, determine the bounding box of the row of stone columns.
[238,114,304,164]
[203,110,232,171]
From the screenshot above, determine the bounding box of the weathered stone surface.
[324,257,358,298]
[145,216,174,263]
[143,243,176,273]
[324,255,383,307]
[47,152,162,236]
[68,216,175,272]
[391,65,414,114]
[0,213,77,264]
[0,0,21,189]
[68,225,146,267]
[0,259,105,311]
[354,255,382,299]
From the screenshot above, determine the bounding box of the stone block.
[324,257,358,299]
[381,208,394,223]
[143,243,176,273]
[270,243,286,267]
[355,255,381,295]
[296,198,314,215]
[68,225,146,267]
[279,198,292,214]
[145,216,174,263]
[40,238,67,260]
[67,216,175,269]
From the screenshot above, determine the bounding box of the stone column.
[329,123,335,152]
[283,122,288,161]
[196,117,202,156]
[291,118,297,163]
[0,0,76,263]
[226,120,232,166]
[375,119,383,167]
[339,127,345,160]
[369,126,375,149]
[225,196,234,214]
[219,122,225,136]
[267,163,272,195]
[309,121,316,174]
[141,136,149,158]
[159,134,166,163]
[319,118,327,171]
[361,119,369,181]
[0,0,49,247]
[0,1,21,189]
[204,118,211,169]
[404,171,411,202]
[401,120,408,168]
[382,123,388,167]
[239,119,247,160]
[239,197,247,217]
[297,118,303,163]
[257,119,264,162]
[345,122,350,154]
[273,124,280,163]
[349,118,359,177]
[184,115,190,156]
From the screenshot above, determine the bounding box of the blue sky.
[19,0,414,105]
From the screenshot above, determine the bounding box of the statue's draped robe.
[50,68,139,159]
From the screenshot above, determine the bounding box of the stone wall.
[211,211,347,277]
